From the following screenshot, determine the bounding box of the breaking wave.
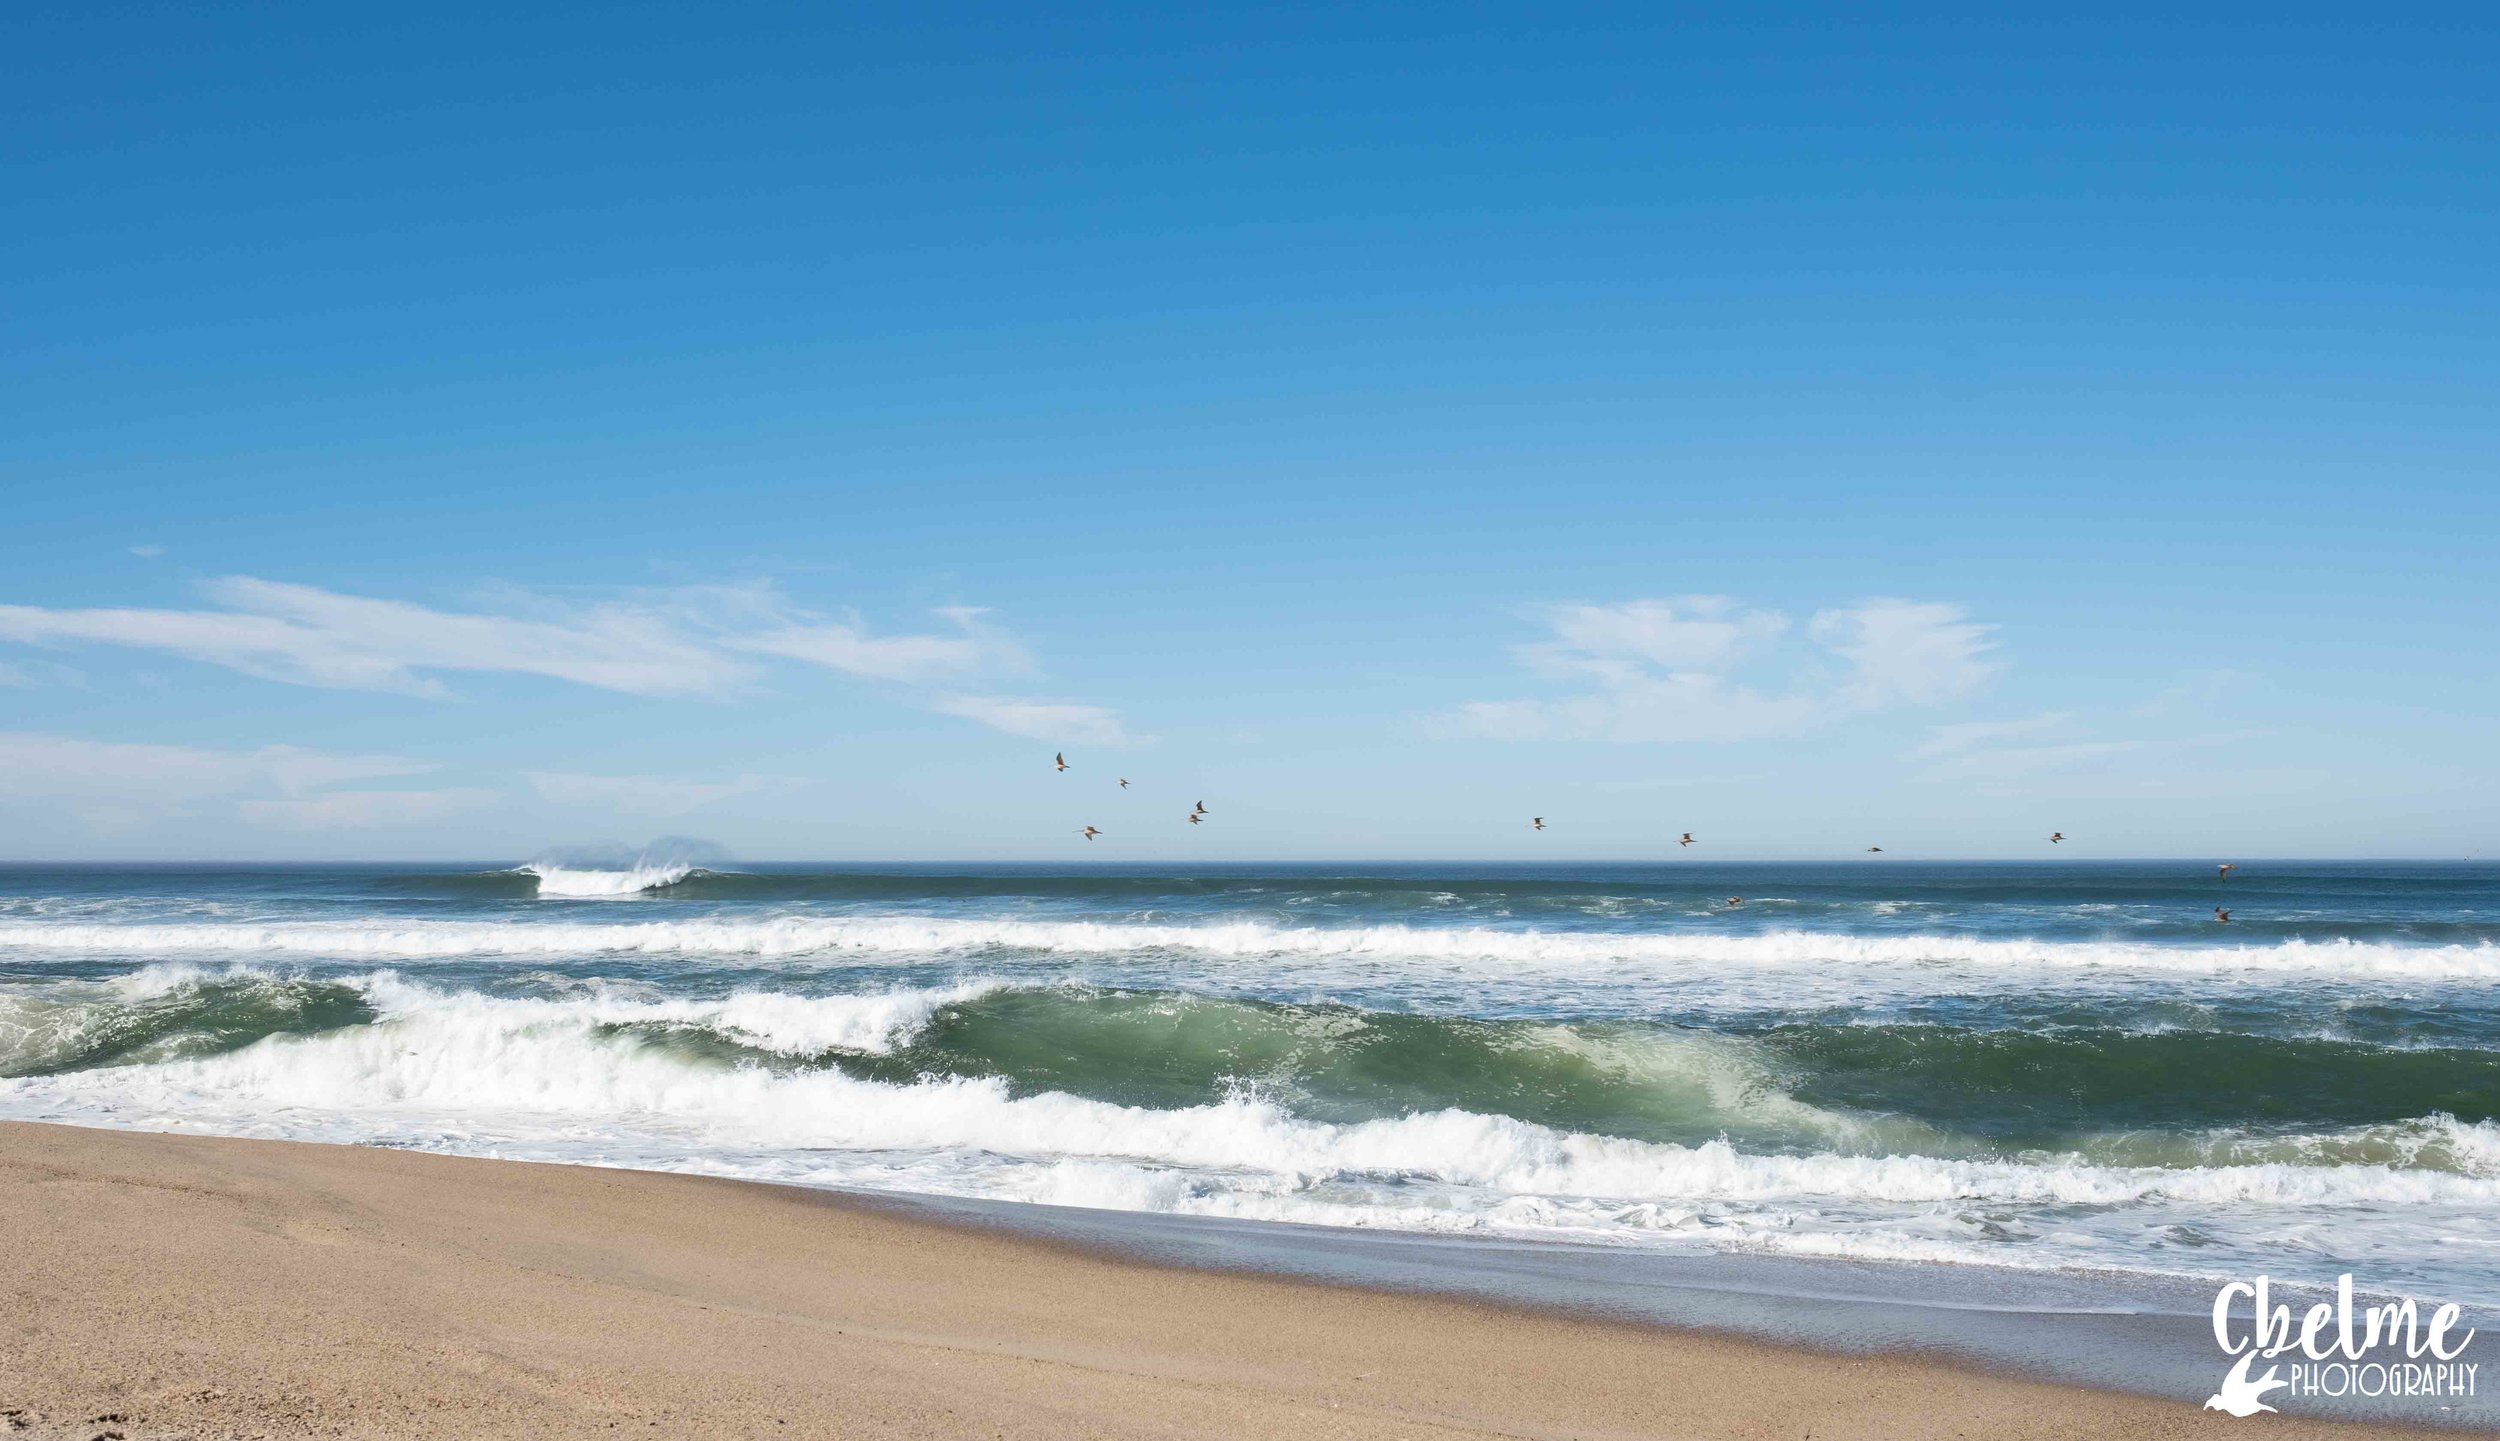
[518,863,703,898]
[1,915,2496,979]
[5,966,2498,1293]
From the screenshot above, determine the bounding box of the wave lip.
[517,863,698,898]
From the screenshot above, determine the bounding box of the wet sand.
[0,1120,2430,1439]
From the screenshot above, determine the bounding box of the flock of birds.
[1054,751,2246,922]
[1062,752,1207,839]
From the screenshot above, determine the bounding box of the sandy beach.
[0,1120,2432,1441]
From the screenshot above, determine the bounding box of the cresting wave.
[10,968,2495,1150]
[518,863,701,898]
[3,973,2493,1211]
[0,965,998,1075]
[3,915,2498,978]
[7,967,2500,1291]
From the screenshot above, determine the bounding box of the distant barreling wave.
[516,862,705,898]
[512,836,733,897]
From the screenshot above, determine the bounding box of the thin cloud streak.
[1905,681,2268,795]
[1915,739,2146,786]
[1914,711,2076,760]
[1446,596,1998,743]
[0,731,450,832]
[0,576,1132,742]
[0,732,426,800]
[205,577,749,697]
[1452,675,1819,744]
[238,788,499,830]
[935,696,1138,747]
[0,583,745,698]
[1519,597,1789,681]
[731,604,1029,684]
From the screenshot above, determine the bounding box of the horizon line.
[0,855,2485,868]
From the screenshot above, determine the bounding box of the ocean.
[4,859,2497,1308]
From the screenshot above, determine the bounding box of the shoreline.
[1,1121,2452,1439]
[857,1189,2419,1414]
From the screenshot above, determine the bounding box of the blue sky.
[2,4,2494,860]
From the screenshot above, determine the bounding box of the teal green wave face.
[0,977,375,1078]
[814,988,1852,1148]
[567,986,2500,1165]
[1754,1024,2500,1141]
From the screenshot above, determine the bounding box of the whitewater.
[4,860,2498,1302]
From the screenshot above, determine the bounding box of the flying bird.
[1531,817,1546,831]
[2214,907,2231,924]
[1679,833,1694,847]
[1055,752,1069,773]
[1119,778,1130,789]
[1726,896,1744,906]
[2218,863,2235,878]
[1079,826,1100,840]
[1193,800,1207,815]
[2049,832,2065,844]
[1187,811,1203,825]
[1866,846,1883,854]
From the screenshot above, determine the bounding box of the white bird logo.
[2204,1352,2290,1418]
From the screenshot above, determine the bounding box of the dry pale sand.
[0,1120,2428,1440]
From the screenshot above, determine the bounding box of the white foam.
[519,863,696,898]
[2,968,998,1076]
[1,915,2494,980]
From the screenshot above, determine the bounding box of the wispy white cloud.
[0,580,747,699]
[208,576,753,696]
[1914,711,2075,759]
[1906,683,2257,794]
[1914,739,2145,787]
[1451,675,1820,744]
[1446,596,1997,743]
[0,656,86,689]
[732,604,1029,683]
[0,732,425,800]
[0,578,1132,739]
[0,602,425,693]
[0,732,451,831]
[237,788,499,830]
[528,771,768,817]
[2131,670,2257,719]
[935,695,1137,747]
[129,544,165,559]
[1809,599,1998,708]
[1518,598,1790,683]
